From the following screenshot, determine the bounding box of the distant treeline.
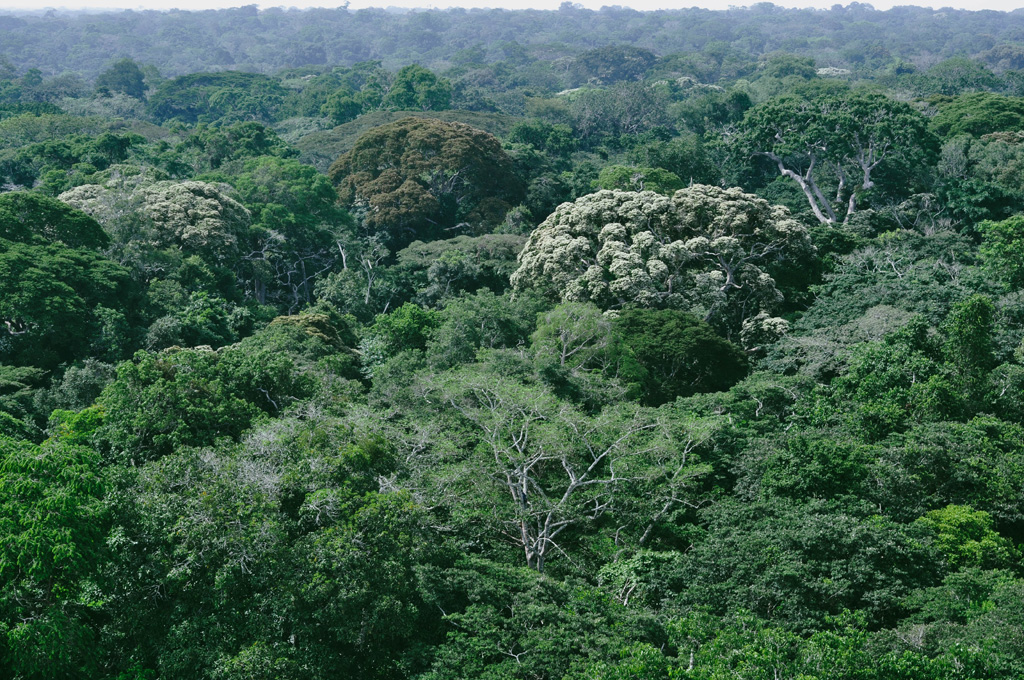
[2,3,1024,78]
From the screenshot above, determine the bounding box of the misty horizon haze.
[2,0,1023,14]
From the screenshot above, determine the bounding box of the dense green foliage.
[328,117,523,250]
[4,5,1024,680]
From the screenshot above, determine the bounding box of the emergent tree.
[736,89,933,224]
[328,117,524,250]
[511,186,813,334]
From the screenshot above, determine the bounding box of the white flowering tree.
[511,185,814,334]
[62,177,251,265]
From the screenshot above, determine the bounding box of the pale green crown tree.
[511,185,813,334]
[62,177,250,263]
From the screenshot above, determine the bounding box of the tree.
[915,505,1015,571]
[321,88,363,125]
[0,130,143,195]
[530,301,622,376]
[749,429,875,503]
[382,64,452,111]
[145,291,238,351]
[176,121,297,173]
[614,308,748,406]
[392,233,526,307]
[570,45,658,85]
[933,131,1024,228]
[0,191,109,250]
[383,362,710,573]
[314,233,401,322]
[440,373,661,572]
[0,435,107,679]
[359,302,439,377]
[95,58,146,100]
[760,51,817,80]
[97,348,258,463]
[527,301,641,408]
[904,568,1024,676]
[941,295,996,393]
[567,82,670,144]
[0,240,133,370]
[506,119,577,159]
[146,72,288,124]
[63,180,251,266]
[288,491,447,678]
[0,365,46,424]
[979,214,1024,287]
[210,155,353,308]
[32,359,116,416]
[737,89,933,224]
[96,406,450,679]
[0,193,134,370]
[763,230,981,382]
[420,557,656,680]
[425,290,546,369]
[328,118,524,250]
[138,180,252,265]
[593,165,684,195]
[96,335,327,464]
[673,498,940,630]
[826,316,953,441]
[930,93,1024,140]
[863,417,1024,535]
[511,186,813,334]
[675,88,753,136]
[925,57,1000,97]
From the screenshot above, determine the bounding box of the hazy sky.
[4,0,1023,13]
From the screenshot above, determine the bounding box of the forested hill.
[6,3,1024,680]
[2,3,1024,78]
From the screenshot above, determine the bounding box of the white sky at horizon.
[3,1,1024,14]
